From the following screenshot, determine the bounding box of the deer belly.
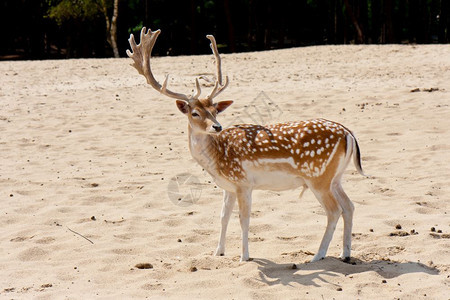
[242,159,305,191]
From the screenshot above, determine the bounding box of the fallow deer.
[127,28,366,262]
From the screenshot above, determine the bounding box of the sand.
[0,44,449,299]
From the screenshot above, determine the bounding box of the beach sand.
[0,44,449,299]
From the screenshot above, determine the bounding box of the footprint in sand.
[17,247,48,261]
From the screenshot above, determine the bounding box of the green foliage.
[128,21,143,35]
[46,0,103,25]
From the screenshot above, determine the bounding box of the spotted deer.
[127,28,366,262]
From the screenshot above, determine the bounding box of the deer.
[127,28,367,263]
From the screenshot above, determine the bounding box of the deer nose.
[212,124,222,132]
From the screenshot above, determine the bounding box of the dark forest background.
[1,0,449,60]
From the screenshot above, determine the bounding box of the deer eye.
[191,112,200,118]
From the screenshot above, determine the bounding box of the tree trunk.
[383,0,395,43]
[102,0,120,58]
[343,0,364,43]
[248,0,255,50]
[110,0,119,57]
[223,0,236,52]
[439,0,450,42]
[189,0,197,54]
[371,0,381,43]
[331,0,338,44]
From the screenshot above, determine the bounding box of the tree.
[343,0,364,43]
[47,0,120,57]
[101,0,119,57]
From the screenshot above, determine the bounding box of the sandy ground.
[0,44,449,299]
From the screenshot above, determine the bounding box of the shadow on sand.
[251,257,439,287]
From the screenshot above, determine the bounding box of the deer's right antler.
[127,28,229,103]
[126,27,193,101]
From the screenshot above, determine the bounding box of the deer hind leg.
[214,190,236,257]
[332,181,355,261]
[309,185,342,262]
[236,188,252,262]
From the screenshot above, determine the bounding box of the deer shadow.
[251,256,439,287]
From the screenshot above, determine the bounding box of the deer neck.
[188,125,221,175]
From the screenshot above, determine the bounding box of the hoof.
[310,254,325,262]
[341,256,356,264]
[240,256,250,262]
[214,248,224,257]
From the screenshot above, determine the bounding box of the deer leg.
[236,188,252,262]
[214,190,236,256]
[332,182,355,261]
[310,187,342,262]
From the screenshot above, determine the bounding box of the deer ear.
[215,100,233,114]
[176,100,190,114]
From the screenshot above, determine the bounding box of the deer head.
[127,28,233,134]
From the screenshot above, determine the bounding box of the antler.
[127,28,228,102]
[206,35,229,100]
[126,27,194,101]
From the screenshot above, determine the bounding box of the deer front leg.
[236,188,252,262]
[215,190,236,257]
